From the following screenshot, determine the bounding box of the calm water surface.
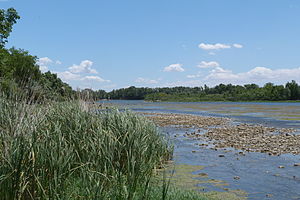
[99,100,300,200]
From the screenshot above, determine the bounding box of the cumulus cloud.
[163,80,203,87]
[233,43,243,48]
[56,60,62,65]
[204,66,300,85]
[198,43,243,51]
[187,72,202,79]
[68,60,98,74]
[197,61,220,69]
[37,57,63,72]
[37,57,53,72]
[198,43,231,50]
[81,76,110,82]
[135,77,158,84]
[163,63,185,72]
[57,71,81,81]
[37,57,52,65]
[39,65,48,72]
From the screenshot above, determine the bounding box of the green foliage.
[286,80,300,100]
[0,97,173,200]
[40,71,75,101]
[0,47,75,101]
[0,8,20,48]
[96,82,300,102]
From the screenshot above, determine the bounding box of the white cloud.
[135,77,158,84]
[81,76,110,82]
[37,57,53,72]
[163,80,203,87]
[57,71,81,81]
[198,43,243,51]
[205,67,239,83]
[198,43,231,50]
[187,72,202,79]
[233,43,243,48]
[56,60,62,65]
[39,65,48,72]
[68,60,98,74]
[37,57,53,65]
[204,66,300,85]
[163,63,185,72]
[197,61,220,69]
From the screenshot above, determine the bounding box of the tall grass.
[0,95,173,200]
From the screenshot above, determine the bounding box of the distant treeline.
[82,81,300,102]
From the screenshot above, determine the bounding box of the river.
[99,100,300,200]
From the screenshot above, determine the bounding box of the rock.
[266,194,273,198]
[191,150,196,153]
[273,174,280,177]
[218,154,225,157]
[198,172,208,177]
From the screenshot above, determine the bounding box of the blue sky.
[2,0,300,90]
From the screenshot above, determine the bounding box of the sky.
[2,0,300,91]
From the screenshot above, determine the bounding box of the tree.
[0,8,20,48]
[286,80,300,100]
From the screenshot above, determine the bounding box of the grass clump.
[0,96,173,200]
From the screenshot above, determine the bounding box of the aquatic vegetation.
[156,164,247,200]
[0,97,174,199]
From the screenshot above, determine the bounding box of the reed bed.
[0,96,175,200]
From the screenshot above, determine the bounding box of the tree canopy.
[0,8,20,48]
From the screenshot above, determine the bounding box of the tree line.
[82,81,300,102]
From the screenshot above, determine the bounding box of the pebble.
[198,173,208,177]
[144,112,298,155]
[266,194,273,198]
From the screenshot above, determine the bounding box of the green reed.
[0,94,210,200]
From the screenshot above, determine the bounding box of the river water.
[99,100,300,200]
